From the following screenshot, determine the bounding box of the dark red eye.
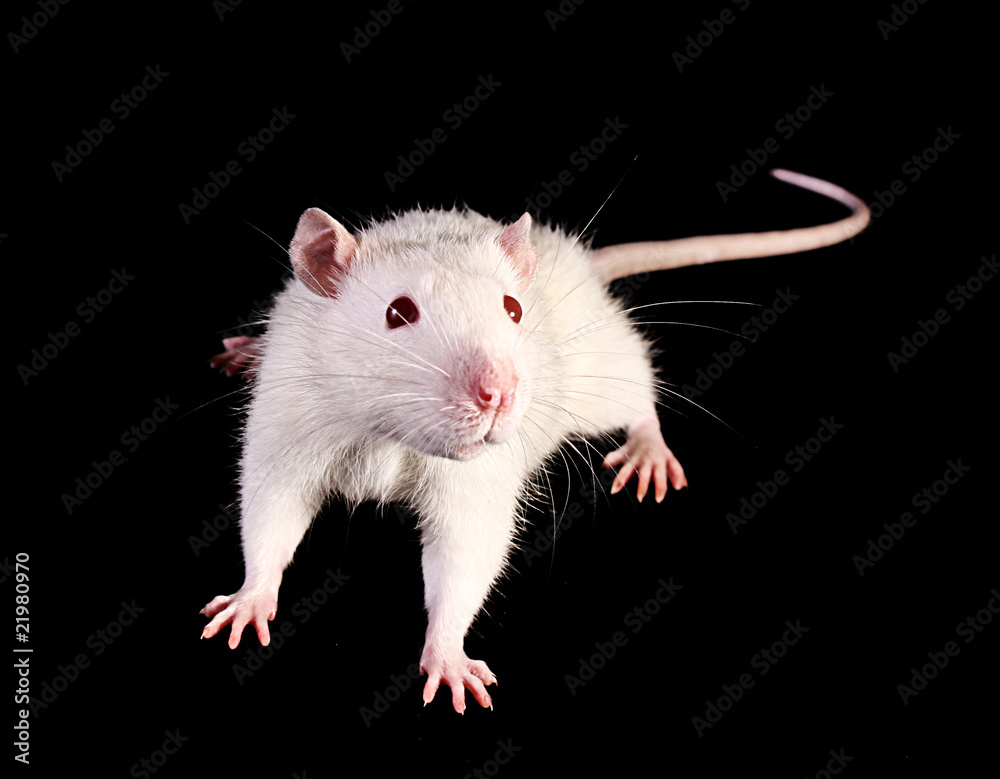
[386,296,419,329]
[503,295,522,324]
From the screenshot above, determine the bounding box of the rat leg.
[416,485,518,714]
[209,335,263,379]
[602,402,687,503]
[201,470,323,648]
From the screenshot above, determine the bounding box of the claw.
[604,417,686,503]
[199,586,279,649]
[420,649,497,713]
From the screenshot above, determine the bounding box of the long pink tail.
[590,169,870,283]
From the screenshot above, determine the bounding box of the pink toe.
[465,675,492,708]
[451,682,466,714]
[422,676,440,705]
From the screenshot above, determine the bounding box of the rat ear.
[498,213,539,293]
[289,208,359,297]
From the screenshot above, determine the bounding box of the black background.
[8,1,996,777]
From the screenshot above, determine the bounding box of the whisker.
[561,154,638,258]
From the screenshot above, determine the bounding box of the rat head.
[288,207,542,461]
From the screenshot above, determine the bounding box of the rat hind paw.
[209,336,263,379]
[603,417,687,503]
[199,588,278,649]
[420,649,497,714]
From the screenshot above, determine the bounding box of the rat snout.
[475,379,518,411]
[455,355,527,450]
[472,361,519,413]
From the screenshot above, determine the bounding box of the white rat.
[200,169,868,713]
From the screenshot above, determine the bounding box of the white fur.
[205,170,869,708]
[235,207,657,661]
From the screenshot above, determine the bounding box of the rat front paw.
[199,586,278,649]
[603,417,687,503]
[420,646,497,714]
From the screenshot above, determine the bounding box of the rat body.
[201,169,869,713]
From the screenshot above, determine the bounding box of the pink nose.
[477,382,517,410]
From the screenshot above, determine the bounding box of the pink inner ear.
[289,208,359,297]
[498,213,539,292]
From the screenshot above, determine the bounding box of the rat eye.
[503,295,522,324]
[386,296,419,329]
